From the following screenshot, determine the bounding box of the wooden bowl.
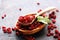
[16,24,45,35]
[16,14,46,35]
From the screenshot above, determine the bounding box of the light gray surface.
[0,0,60,40]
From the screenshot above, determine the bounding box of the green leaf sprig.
[37,16,51,24]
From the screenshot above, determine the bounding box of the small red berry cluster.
[16,20,42,30]
[2,26,35,40]
[47,10,60,40]
[49,11,56,19]
[29,22,41,30]
[2,26,12,34]
[2,26,19,35]
[18,15,35,24]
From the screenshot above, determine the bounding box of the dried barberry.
[37,2,40,5]
[2,16,4,19]
[55,30,59,34]
[7,28,12,34]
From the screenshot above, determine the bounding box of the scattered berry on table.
[2,16,4,19]
[19,8,22,11]
[7,28,12,34]
[56,10,59,12]
[4,14,6,17]
[2,26,7,33]
[37,2,40,5]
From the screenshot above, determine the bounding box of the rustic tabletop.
[0,0,60,40]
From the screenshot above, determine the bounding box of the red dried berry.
[3,30,7,33]
[55,30,59,34]
[19,8,22,11]
[2,28,6,31]
[29,25,35,30]
[24,16,30,22]
[37,9,42,13]
[7,28,12,34]
[47,33,51,37]
[2,16,4,19]
[2,26,7,33]
[52,19,56,23]
[12,27,17,31]
[2,28,7,33]
[1,14,6,19]
[51,11,55,15]
[53,34,59,38]
[58,37,60,40]
[4,14,6,17]
[49,23,55,28]
[17,26,21,29]
[56,9,59,12]
[49,14,53,19]
[37,2,40,5]
[28,16,35,22]
[18,16,24,22]
[49,13,56,19]
[16,32,20,36]
[24,18,28,23]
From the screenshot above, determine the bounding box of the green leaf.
[37,16,43,20]
[37,16,51,24]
